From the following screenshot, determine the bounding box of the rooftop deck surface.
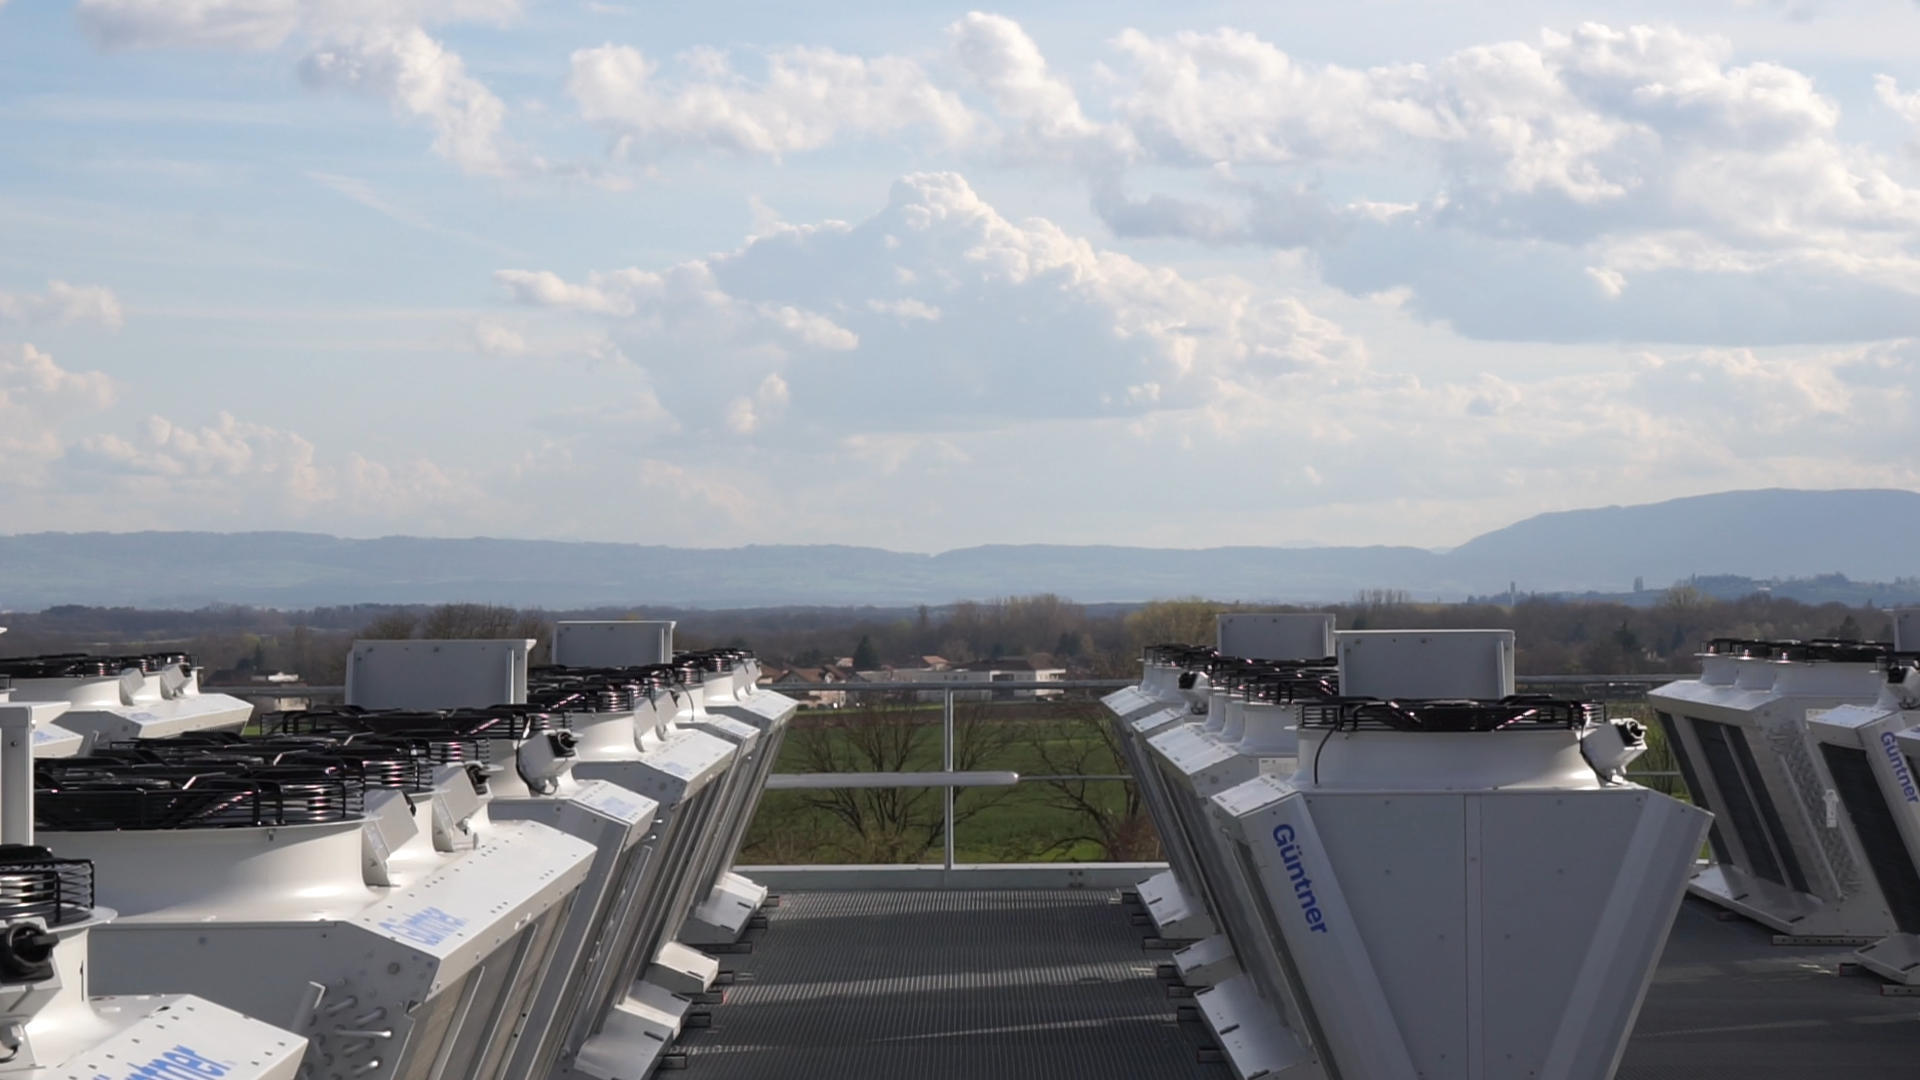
[680,889,1919,1079]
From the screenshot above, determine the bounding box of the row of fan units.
[0,619,797,1080]
[1646,609,1920,986]
[1102,615,1709,1080]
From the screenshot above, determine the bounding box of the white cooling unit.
[1116,649,1224,942]
[548,627,798,949]
[0,679,84,757]
[38,738,599,1080]
[1113,616,1340,951]
[259,705,669,1080]
[340,637,732,1080]
[1800,661,1920,982]
[1650,639,1900,937]
[1165,628,1518,1079]
[521,664,748,1080]
[670,651,797,947]
[3,654,251,751]
[1146,668,1335,1000]
[0,703,309,1080]
[1204,693,1707,1079]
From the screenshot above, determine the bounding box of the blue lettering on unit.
[596,795,642,821]
[1881,732,1920,804]
[378,905,470,947]
[94,1044,232,1080]
[1270,824,1330,934]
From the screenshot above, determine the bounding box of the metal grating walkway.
[678,889,1214,1080]
[682,890,1920,1079]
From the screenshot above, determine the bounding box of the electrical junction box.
[346,639,533,709]
[1218,614,1335,662]
[1335,630,1515,700]
[1895,609,1918,651]
[553,621,676,668]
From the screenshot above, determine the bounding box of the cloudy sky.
[4,0,1919,552]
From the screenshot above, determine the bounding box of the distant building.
[858,655,1067,701]
[958,656,1067,699]
[759,663,849,708]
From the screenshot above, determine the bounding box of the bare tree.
[785,693,1017,863]
[1018,703,1160,861]
[413,604,553,664]
[359,612,419,640]
[1124,599,1225,653]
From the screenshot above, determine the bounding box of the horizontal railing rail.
[765,679,1130,692]
[766,770,1020,790]
[205,674,1685,696]
[204,685,344,695]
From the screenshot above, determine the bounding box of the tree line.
[0,586,1906,682]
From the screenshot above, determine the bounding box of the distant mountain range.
[1,488,1916,610]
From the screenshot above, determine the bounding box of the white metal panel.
[1896,609,1919,652]
[563,980,689,1080]
[552,621,675,667]
[44,995,308,1080]
[577,728,735,804]
[1335,630,1515,700]
[1193,973,1319,1080]
[1217,614,1335,661]
[1307,793,1468,1076]
[1172,934,1239,988]
[30,721,85,757]
[8,676,251,744]
[1137,866,1214,940]
[346,639,532,709]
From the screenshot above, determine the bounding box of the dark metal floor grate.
[681,890,1920,1079]
[678,889,1216,1080]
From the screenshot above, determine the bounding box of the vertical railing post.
[943,686,956,871]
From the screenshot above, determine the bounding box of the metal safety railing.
[760,679,1132,869]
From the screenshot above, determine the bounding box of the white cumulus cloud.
[299,24,507,175]
[554,17,1920,346]
[0,344,118,476]
[1105,23,1920,343]
[77,0,520,174]
[568,42,975,158]
[0,282,126,330]
[499,171,1366,438]
[68,410,481,517]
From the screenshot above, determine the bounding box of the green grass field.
[739,701,1152,864]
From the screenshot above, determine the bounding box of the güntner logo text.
[1272,824,1329,934]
